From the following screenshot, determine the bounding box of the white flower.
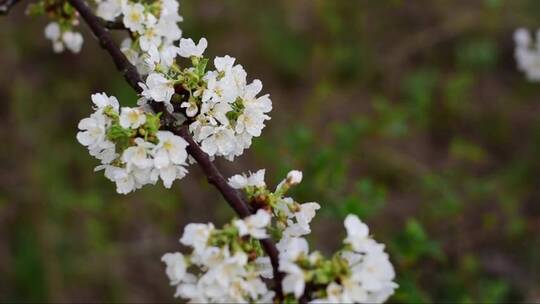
[181,101,198,117]
[514,28,531,47]
[143,44,160,68]
[89,140,117,164]
[119,107,146,129]
[228,174,249,189]
[139,73,175,110]
[228,169,266,189]
[162,252,187,285]
[121,38,148,74]
[235,106,269,137]
[44,22,84,54]
[132,166,159,186]
[122,138,154,170]
[52,41,64,53]
[76,112,108,149]
[233,209,271,239]
[311,282,345,303]
[91,92,119,110]
[100,165,136,194]
[514,28,540,81]
[155,0,183,42]
[243,169,266,187]
[44,22,61,41]
[152,131,189,188]
[96,0,124,21]
[214,55,236,72]
[156,19,182,43]
[200,126,236,156]
[204,251,248,289]
[44,22,64,53]
[295,202,320,225]
[122,3,146,34]
[277,236,309,262]
[160,44,180,68]
[287,170,303,185]
[178,37,208,58]
[180,223,214,253]
[280,261,305,299]
[194,245,228,268]
[175,281,205,301]
[254,257,273,279]
[350,251,397,302]
[202,70,238,104]
[159,164,188,188]
[286,202,320,236]
[273,197,294,218]
[154,131,189,168]
[344,214,371,252]
[62,31,84,53]
[242,79,272,113]
[139,27,162,52]
[230,64,247,92]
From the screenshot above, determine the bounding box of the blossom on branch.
[162,219,275,302]
[28,0,400,301]
[77,94,189,193]
[225,169,398,303]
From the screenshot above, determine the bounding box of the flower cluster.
[137,39,272,160]
[229,169,320,241]
[514,28,540,81]
[44,21,83,53]
[191,54,272,160]
[76,93,189,194]
[161,211,275,303]
[34,0,398,300]
[223,169,398,303]
[43,0,270,187]
[78,39,272,192]
[27,0,84,54]
[277,215,397,303]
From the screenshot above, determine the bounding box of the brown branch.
[98,17,127,30]
[66,0,283,300]
[0,0,20,15]
[175,126,254,217]
[176,126,284,298]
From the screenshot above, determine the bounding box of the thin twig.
[66,0,284,299]
[0,0,21,15]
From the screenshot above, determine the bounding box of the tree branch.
[98,17,127,30]
[66,0,283,299]
[0,0,20,15]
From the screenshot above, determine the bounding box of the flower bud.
[287,170,303,185]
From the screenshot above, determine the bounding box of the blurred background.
[1,0,540,302]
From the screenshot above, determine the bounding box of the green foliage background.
[1,0,540,302]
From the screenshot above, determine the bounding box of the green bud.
[196,58,209,77]
[106,123,135,152]
[143,112,161,136]
[63,2,74,15]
